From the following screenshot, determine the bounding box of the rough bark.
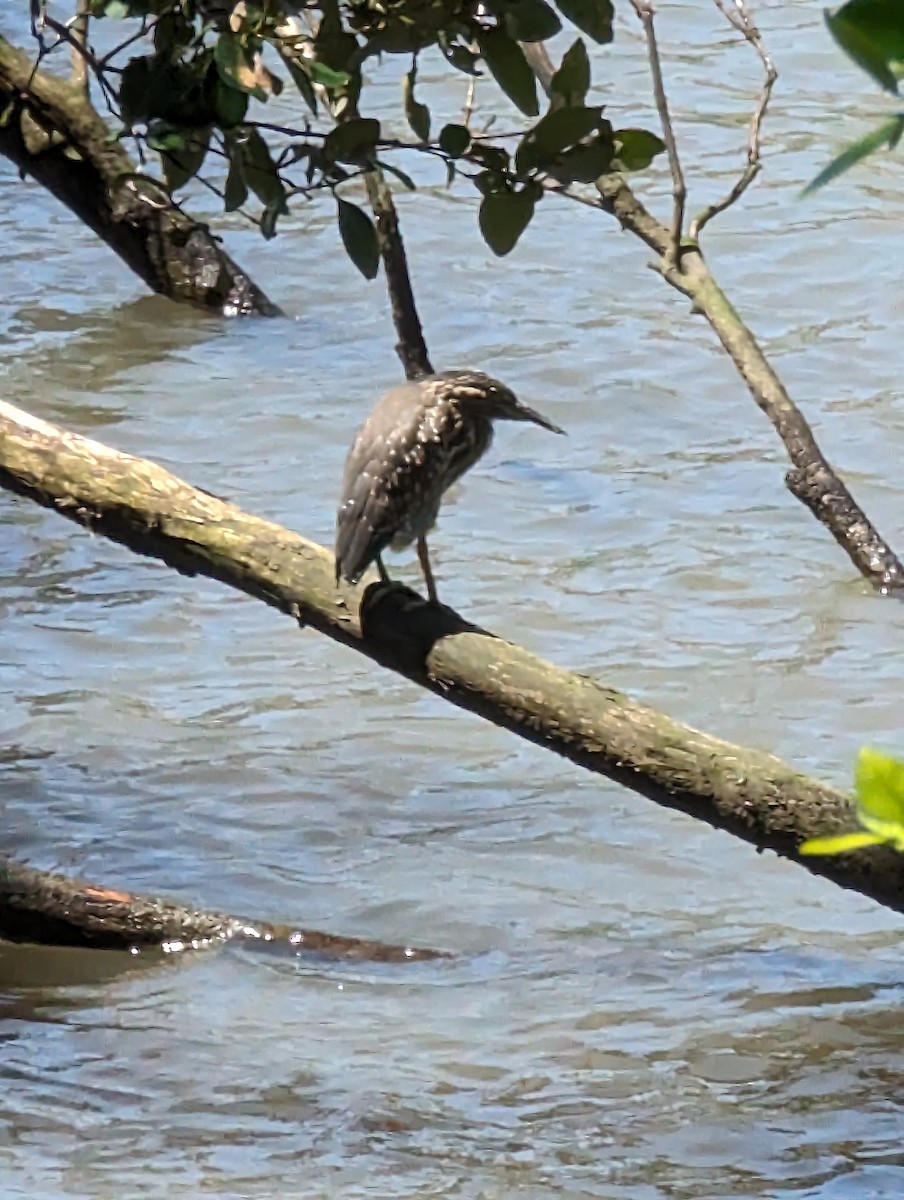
[0,857,445,959]
[2,398,903,919]
[0,36,280,317]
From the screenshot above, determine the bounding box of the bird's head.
[437,370,565,435]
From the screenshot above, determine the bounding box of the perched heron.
[335,369,564,603]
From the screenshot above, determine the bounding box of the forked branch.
[690,0,777,239]
[630,0,686,267]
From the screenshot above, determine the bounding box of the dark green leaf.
[215,33,268,100]
[613,127,666,170]
[548,134,613,182]
[378,160,417,190]
[490,0,562,43]
[308,60,352,88]
[477,29,539,117]
[479,186,538,255]
[286,61,318,115]
[145,121,188,153]
[325,117,382,163]
[403,68,431,141]
[260,196,286,240]
[159,126,211,191]
[224,149,248,212]
[803,113,904,193]
[214,76,249,127]
[515,104,603,173]
[827,0,904,93]
[469,143,511,173]
[239,129,285,207]
[553,0,614,44]
[439,123,472,158]
[119,56,153,125]
[550,38,590,106]
[438,36,481,75]
[337,197,380,279]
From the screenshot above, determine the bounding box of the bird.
[335,369,564,603]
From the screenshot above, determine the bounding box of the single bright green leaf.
[491,0,562,43]
[337,197,380,279]
[799,831,885,856]
[403,69,431,142]
[550,38,591,107]
[478,28,539,117]
[855,746,904,823]
[308,60,352,88]
[516,104,603,173]
[553,0,614,45]
[325,117,382,164]
[803,114,904,193]
[479,186,538,255]
[613,127,667,171]
[439,123,472,158]
[827,0,904,93]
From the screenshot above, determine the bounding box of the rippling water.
[4,1,904,1196]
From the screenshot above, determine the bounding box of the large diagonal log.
[1,398,900,920]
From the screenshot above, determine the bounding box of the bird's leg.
[375,554,391,585]
[416,535,439,603]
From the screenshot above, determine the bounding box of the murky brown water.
[3,2,904,1196]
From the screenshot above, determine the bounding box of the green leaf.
[337,197,380,279]
[308,60,351,88]
[803,114,904,193]
[438,37,481,76]
[477,29,539,117]
[215,33,268,100]
[855,746,904,824]
[613,127,667,171]
[553,0,614,44]
[439,123,472,158]
[224,147,248,212]
[239,129,285,207]
[214,76,249,127]
[547,134,613,183]
[799,831,886,856]
[826,0,904,93]
[403,68,431,142]
[260,196,286,240]
[516,104,603,174]
[378,160,417,190]
[490,0,562,43]
[550,38,591,106]
[479,186,539,255]
[160,126,211,191]
[286,61,318,115]
[325,117,381,163]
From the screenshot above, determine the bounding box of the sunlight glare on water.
[3,1,904,1196]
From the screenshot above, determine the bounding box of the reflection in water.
[3,0,904,1196]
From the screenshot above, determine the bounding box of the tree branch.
[630,0,686,268]
[2,398,904,916]
[0,856,445,960]
[689,0,777,239]
[0,35,280,317]
[364,167,433,379]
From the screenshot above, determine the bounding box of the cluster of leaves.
[807,0,904,192]
[80,0,664,275]
[800,747,904,856]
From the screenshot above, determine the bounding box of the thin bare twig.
[689,0,777,239]
[463,77,476,127]
[630,0,686,269]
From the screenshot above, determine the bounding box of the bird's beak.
[516,402,566,435]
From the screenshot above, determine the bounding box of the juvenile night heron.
[335,369,564,603]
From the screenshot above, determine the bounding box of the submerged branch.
[2,399,904,918]
[0,35,279,317]
[0,857,445,959]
